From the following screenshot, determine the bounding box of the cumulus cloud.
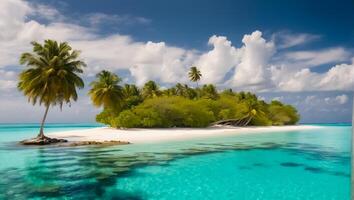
[196,35,241,84]
[304,94,349,106]
[325,94,349,105]
[229,31,275,91]
[0,0,353,94]
[273,59,354,91]
[0,0,193,86]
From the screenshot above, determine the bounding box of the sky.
[0,0,353,123]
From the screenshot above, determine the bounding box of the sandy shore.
[48,125,322,144]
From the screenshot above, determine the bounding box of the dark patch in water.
[280,162,303,167]
[253,163,267,167]
[331,171,350,177]
[304,166,323,173]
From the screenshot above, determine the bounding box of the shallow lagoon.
[0,124,350,199]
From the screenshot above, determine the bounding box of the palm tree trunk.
[38,105,50,139]
[243,116,253,126]
[351,96,354,200]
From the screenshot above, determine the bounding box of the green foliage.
[188,66,202,87]
[18,40,86,107]
[90,72,300,128]
[112,97,215,128]
[142,81,161,99]
[199,84,219,100]
[96,109,114,125]
[267,101,300,125]
[113,110,141,128]
[88,70,123,112]
[122,84,143,109]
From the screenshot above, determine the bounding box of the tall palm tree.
[188,66,202,87]
[18,40,86,141]
[142,80,160,99]
[88,70,123,112]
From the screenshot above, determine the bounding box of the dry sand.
[48,125,322,144]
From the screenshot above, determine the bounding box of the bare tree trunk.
[37,105,50,139]
[351,96,354,200]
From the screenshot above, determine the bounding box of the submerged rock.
[64,140,130,147]
[20,137,67,145]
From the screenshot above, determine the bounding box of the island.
[18,40,300,145]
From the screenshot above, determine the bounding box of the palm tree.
[88,70,123,112]
[201,84,219,100]
[242,100,266,126]
[175,83,185,96]
[18,40,86,142]
[122,84,140,98]
[142,81,160,99]
[188,66,202,87]
[122,84,142,109]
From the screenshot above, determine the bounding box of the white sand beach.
[48,125,322,144]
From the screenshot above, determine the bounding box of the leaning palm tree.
[188,66,202,87]
[242,100,266,126]
[18,40,86,144]
[88,70,123,112]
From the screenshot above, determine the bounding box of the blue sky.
[35,0,354,49]
[0,0,353,123]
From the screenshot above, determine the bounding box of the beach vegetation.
[91,70,300,128]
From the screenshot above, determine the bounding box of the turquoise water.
[0,124,351,199]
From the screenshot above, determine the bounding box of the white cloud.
[0,69,17,91]
[130,41,196,85]
[302,94,349,109]
[0,0,31,40]
[86,13,150,26]
[196,35,241,84]
[274,32,320,49]
[284,47,350,67]
[229,31,275,91]
[273,60,354,91]
[334,94,348,104]
[0,0,353,95]
[31,4,62,21]
[272,96,284,101]
[0,0,192,87]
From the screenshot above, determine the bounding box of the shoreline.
[48,125,323,144]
